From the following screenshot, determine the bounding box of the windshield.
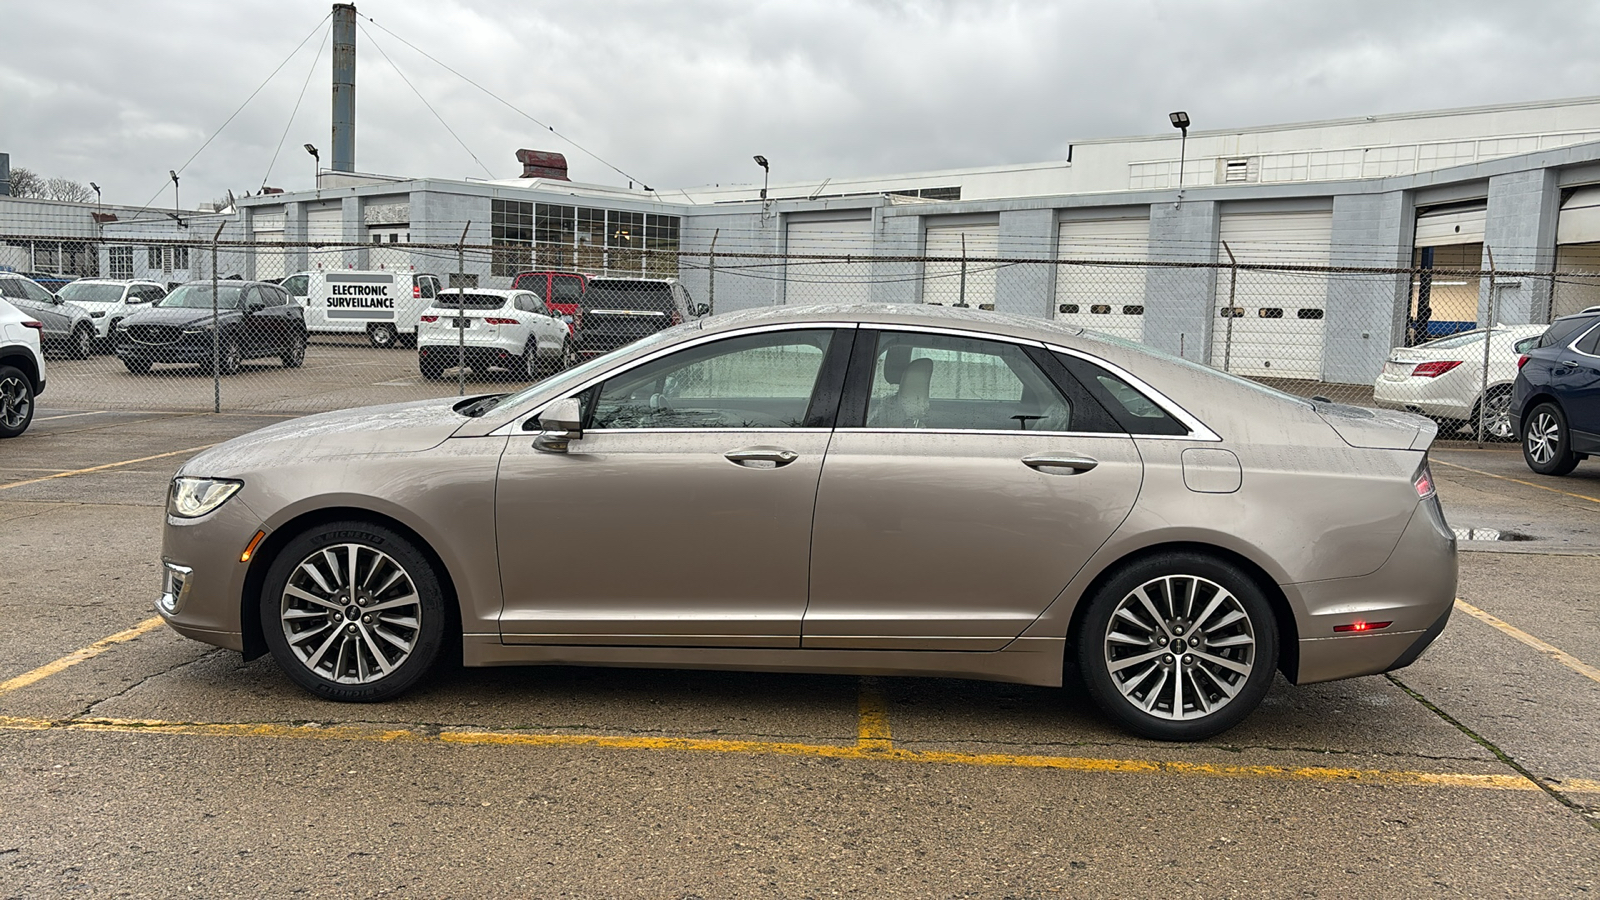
[435,291,509,311]
[583,282,675,313]
[158,284,247,309]
[57,283,125,304]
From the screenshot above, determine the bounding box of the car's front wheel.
[281,330,307,368]
[368,322,398,349]
[0,365,35,438]
[1523,401,1579,476]
[69,324,94,360]
[212,336,242,376]
[1077,551,1278,741]
[260,521,447,702]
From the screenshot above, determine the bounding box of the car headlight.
[168,477,243,518]
[90,311,106,318]
[182,327,210,335]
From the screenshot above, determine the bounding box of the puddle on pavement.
[1452,526,1536,542]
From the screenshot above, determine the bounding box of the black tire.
[1469,386,1516,442]
[419,354,446,381]
[1522,401,1579,476]
[557,339,577,372]
[259,520,447,702]
[102,319,123,353]
[397,332,417,349]
[122,353,152,375]
[1076,551,1279,741]
[212,336,241,376]
[69,325,94,360]
[0,365,35,438]
[521,341,543,381]
[281,330,307,368]
[368,322,398,349]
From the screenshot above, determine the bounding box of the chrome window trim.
[1568,321,1600,359]
[573,427,836,436]
[1043,342,1222,442]
[494,321,860,436]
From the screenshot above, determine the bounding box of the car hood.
[182,399,473,475]
[125,306,241,328]
[1313,400,1437,450]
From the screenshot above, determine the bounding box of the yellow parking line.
[2,713,1595,794]
[857,677,893,751]
[1431,459,1600,505]
[1455,599,1600,685]
[0,617,166,696]
[0,444,213,492]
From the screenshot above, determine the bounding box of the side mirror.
[693,303,710,317]
[533,397,583,453]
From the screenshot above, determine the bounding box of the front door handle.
[1022,454,1099,474]
[725,447,800,468]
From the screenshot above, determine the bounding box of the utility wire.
[356,12,654,191]
[358,22,495,180]
[261,19,333,190]
[123,11,333,222]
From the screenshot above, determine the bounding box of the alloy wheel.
[0,375,31,431]
[1101,574,1257,721]
[279,543,423,684]
[1482,391,1514,441]
[1526,411,1560,465]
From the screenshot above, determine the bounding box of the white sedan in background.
[1373,324,1546,440]
[416,289,574,381]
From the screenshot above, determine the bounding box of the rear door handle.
[725,447,800,468]
[1022,454,1099,473]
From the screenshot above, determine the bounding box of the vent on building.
[516,149,570,181]
[888,186,962,201]
[1219,157,1259,183]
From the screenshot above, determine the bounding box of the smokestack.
[0,153,10,197]
[516,150,570,181]
[331,3,357,173]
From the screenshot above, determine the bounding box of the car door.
[495,326,853,647]
[803,327,1145,651]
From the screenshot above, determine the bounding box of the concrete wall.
[1481,169,1560,324]
[995,209,1056,317]
[870,210,922,305]
[1144,200,1219,362]
[1325,191,1414,382]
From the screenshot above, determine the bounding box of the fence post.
[457,222,470,397]
[708,228,719,315]
[957,233,968,308]
[210,221,226,413]
[1478,243,1497,449]
[1221,241,1238,373]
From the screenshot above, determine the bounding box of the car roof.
[437,288,522,296]
[692,303,1087,344]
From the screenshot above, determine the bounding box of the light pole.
[89,182,101,216]
[304,144,320,187]
[753,155,770,218]
[168,170,180,212]
[1168,111,1190,198]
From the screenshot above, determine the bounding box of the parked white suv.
[0,297,47,438]
[55,279,168,349]
[416,289,574,380]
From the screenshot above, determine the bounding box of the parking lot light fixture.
[1168,111,1190,197]
[168,170,179,212]
[304,144,320,186]
[753,155,770,218]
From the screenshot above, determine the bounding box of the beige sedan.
[156,305,1456,740]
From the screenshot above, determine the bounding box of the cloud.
[4,0,1600,207]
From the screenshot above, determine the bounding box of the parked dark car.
[1511,309,1600,475]
[0,272,96,359]
[575,277,706,357]
[114,281,307,375]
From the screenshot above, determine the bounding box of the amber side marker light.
[1334,621,1392,633]
[240,530,267,563]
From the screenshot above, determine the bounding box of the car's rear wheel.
[69,324,94,360]
[1077,551,1278,741]
[1470,386,1515,442]
[122,353,152,375]
[211,336,242,376]
[520,341,541,381]
[0,365,35,438]
[368,322,398,349]
[281,330,307,368]
[1523,401,1579,476]
[419,354,446,381]
[260,521,446,702]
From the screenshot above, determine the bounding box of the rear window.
[436,292,508,311]
[1540,315,1600,349]
[1418,329,1487,351]
[583,282,675,313]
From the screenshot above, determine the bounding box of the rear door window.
[1053,353,1189,436]
[853,332,1078,432]
[1540,315,1598,349]
[1576,324,1600,357]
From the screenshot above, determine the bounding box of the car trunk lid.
[1313,400,1437,450]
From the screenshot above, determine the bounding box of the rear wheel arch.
[0,352,41,393]
[1064,541,1299,683]
[240,506,462,663]
[1517,391,1562,432]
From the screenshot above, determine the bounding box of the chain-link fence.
[4,231,1597,440]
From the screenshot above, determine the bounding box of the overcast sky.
[5,0,1600,209]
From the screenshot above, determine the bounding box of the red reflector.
[21,320,43,331]
[1517,354,1529,369]
[1334,621,1392,633]
[1411,360,1463,378]
[420,315,437,323]
[484,317,518,325]
[1414,463,1434,498]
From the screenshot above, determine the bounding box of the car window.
[1576,324,1600,357]
[17,279,55,303]
[515,275,547,298]
[588,330,834,430]
[420,277,437,299]
[436,291,509,311]
[282,275,309,298]
[859,332,1072,431]
[1054,353,1188,436]
[1540,315,1598,349]
[552,276,583,302]
[1514,336,1540,353]
[583,281,675,313]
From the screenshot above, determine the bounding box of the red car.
[511,271,587,332]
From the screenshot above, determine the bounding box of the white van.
[279,271,442,348]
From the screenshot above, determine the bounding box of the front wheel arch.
[1064,541,1299,685]
[240,506,461,664]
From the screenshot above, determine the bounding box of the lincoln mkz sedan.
[156,305,1456,740]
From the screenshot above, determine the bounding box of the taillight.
[413,284,421,298]
[485,317,518,325]
[1333,621,1392,633]
[1411,360,1462,378]
[1413,461,1435,499]
[21,320,43,331]
[1517,354,1529,369]
[671,310,682,326]
[420,315,438,323]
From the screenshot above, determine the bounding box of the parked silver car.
[0,272,95,358]
[154,305,1456,740]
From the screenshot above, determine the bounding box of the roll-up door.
[1055,218,1149,341]
[1211,211,1332,380]
[307,208,344,270]
[784,218,873,305]
[924,223,998,308]
[251,212,286,281]
[1415,205,1486,247]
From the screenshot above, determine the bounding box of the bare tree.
[7,166,43,198]
[43,177,96,203]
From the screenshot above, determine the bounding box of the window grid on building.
[108,246,134,279]
[492,199,680,277]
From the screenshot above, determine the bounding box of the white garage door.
[307,208,345,271]
[785,218,873,305]
[1055,218,1149,342]
[1211,211,1332,380]
[924,223,998,308]
[252,214,286,281]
